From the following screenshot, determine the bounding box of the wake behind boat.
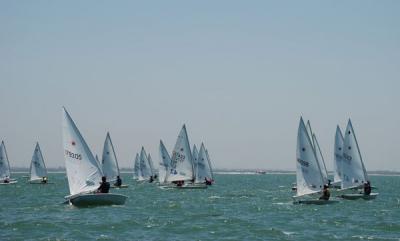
[62,107,127,206]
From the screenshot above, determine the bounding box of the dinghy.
[194,143,213,185]
[29,142,51,184]
[337,119,378,200]
[293,118,338,205]
[0,141,17,185]
[147,153,156,179]
[133,153,140,180]
[102,133,128,188]
[139,147,153,182]
[62,107,127,206]
[331,126,344,188]
[165,125,206,189]
[158,140,171,185]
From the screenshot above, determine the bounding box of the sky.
[1,1,399,171]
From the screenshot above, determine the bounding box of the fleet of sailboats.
[0,107,378,207]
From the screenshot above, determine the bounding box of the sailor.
[364,181,371,195]
[97,176,110,193]
[3,176,10,183]
[114,175,122,187]
[204,177,212,185]
[319,184,330,200]
[41,176,48,184]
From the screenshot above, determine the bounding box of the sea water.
[0,173,399,240]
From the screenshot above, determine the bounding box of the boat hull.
[339,193,378,200]
[159,183,207,190]
[0,180,18,185]
[294,199,339,205]
[68,193,128,206]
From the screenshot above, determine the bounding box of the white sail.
[158,140,171,184]
[147,153,155,177]
[195,143,213,183]
[62,107,103,196]
[101,132,120,182]
[192,144,199,179]
[334,126,344,184]
[139,147,152,180]
[312,134,329,184]
[0,141,11,180]
[341,119,368,189]
[296,117,325,197]
[167,124,194,182]
[133,153,140,180]
[29,142,48,181]
[205,149,214,180]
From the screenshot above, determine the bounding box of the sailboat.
[158,140,172,185]
[331,126,344,188]
[194,143,213,185]
[338,119,378,200]
[102,132,128,188]
[139,147,153,182]
[0,141,17,184]
[293,118,337,204]
[62,107,127,206]
[292,120,329,191]
[29,142,50,184]
[192,144,199,179]
[205,148,215,182]
[147,153,156,179]
[133,153,140,180]
[163,124,206,189]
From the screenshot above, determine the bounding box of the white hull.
[0,180,17,185]
[294,199,339,205]
[67,193,128,206]
[339,193,378,200]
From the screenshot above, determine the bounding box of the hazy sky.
[1,1,399,171]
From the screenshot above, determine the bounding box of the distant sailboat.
[158,140,171,185]
[62,107,127,206]
[338,119,378,200]
[133,153,140,180]
[331,126,344,188]
[101,132,127,188]
[0,141,17,184]
[163,125,206,189]
[293,118,337,204]
[147,153,156,179]
[139,147,153,182]
[29,142,49,184]
[194,143,213,185]
[101,133,120,181]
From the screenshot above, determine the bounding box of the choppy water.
[1,173,399,240]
